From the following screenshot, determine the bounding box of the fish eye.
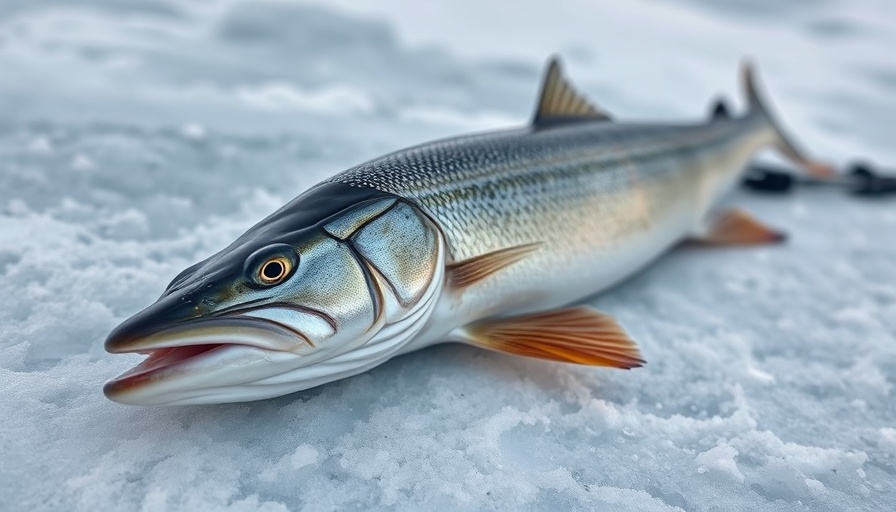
[258,256,291,285]
[245,244,298,287]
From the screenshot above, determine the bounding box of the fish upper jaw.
[104,291,199,353]
[104,312,321,355]
[103,281,338,355]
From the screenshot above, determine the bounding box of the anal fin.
[691,208,786,246]
[459,306,644,369]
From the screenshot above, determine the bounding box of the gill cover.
[323,196,442,326]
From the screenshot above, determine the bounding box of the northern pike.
[104,57,831,405]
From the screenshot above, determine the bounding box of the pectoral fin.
[458,306,644,369]
[447,243,542,290]
[691,208,786,246]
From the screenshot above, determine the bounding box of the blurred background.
[1,1,894,511]
[2,0,893,154]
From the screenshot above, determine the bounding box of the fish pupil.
[263,261,283,280]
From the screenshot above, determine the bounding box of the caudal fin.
[741,60,835,178]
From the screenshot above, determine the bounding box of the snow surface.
[1,0,895,510]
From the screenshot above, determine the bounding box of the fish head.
[104,185,444,405]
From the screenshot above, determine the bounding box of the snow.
[695,442,744,483]
[1,0,894,510]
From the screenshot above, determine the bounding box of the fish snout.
[104,292,201,353]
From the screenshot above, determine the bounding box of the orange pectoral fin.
[446,242,542,290]
[690,208,786,246]
[461,306,645,369]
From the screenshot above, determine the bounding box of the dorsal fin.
[532,56,612,128]
[710,97,731,120]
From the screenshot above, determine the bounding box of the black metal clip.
[742,161,896,197]
[850,163,896,196]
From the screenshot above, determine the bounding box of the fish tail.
[741,60,834,177]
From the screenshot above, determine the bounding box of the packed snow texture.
[1,1,895,510]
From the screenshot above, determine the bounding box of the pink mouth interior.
[136,344,224,372]
[104,344,225,395]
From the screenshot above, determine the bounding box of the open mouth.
[103,344,230,397]
[103,306,336,405]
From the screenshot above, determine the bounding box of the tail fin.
[741,61,835,178]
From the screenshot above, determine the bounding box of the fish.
[103,56,832,405]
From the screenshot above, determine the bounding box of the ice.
[696,443,744,483]
[1,0,894,511]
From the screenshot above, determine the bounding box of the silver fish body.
[328,114,775,348]
[103,58,820,405]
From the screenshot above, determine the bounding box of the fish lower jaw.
[103,343,233,402]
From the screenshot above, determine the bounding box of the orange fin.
[691,208,786,246]
[461,306,645,369]
[447,243,542,289]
